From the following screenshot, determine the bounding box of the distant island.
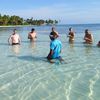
[0,14,59,26]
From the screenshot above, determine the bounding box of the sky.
[0,0,100,24]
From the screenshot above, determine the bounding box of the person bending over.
[47,31,63,63]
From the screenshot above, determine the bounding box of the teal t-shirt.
[50,39,62,58]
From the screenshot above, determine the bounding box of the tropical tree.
[0,14,3,25]
[0,14,59,26]
[2,15,10,25]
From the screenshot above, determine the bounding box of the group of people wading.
[8,27,99,63]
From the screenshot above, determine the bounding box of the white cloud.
[1,2,100,24]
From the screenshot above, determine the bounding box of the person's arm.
[84,34,93,42]
[47,49,53,60]
[35,32,37,38]
[18,35,21,44]
[70,32,74,38]
[47,41,54,60]
[67,32,72,38]
[67,33,70,37]
[60,42,62,53]
[84,34,89,41]
[91,34,93,42]
[55,31,59,37]
[47,49,55,63]
[28,33,31,39]
[8,35,11,45]
[84,35,86,40]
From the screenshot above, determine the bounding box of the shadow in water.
[18,55,67,65]
[28,42,35,49]
[0,43,8,46]
[84,44,93,54]
[7,45,20,57]
[22,40,50,43]
[18,55,47,62]
[21,40,29,43]
[12,45,20,54]
[36,40,50,43]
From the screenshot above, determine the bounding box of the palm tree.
[2,15,10,25]
[0,14,59,26]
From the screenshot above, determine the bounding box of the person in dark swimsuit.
[84,29,93,44]
[8,29,21,45]
[67,27,75,43]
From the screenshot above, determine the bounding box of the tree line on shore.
[0,14,58,26]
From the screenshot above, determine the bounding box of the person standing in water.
[28,28,37,42]
[67,27,75,43]
[84,29,93,44]
[8,29,21,45]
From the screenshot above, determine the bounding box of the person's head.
[98,41,100,44]
[85,29,89,34]
[97,41,100,47]
[31,28,35,32]
[13,29,17,34]
[51,27,55,32]
[50,31,58,40]
[69,27,72,31]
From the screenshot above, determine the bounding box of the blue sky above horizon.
[0,0,100,24]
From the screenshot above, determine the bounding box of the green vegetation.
[0,14,58,26]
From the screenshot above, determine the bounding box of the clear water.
[0,25,100,100]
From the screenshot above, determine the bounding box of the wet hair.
[51,27,55,31]
[49,31,58,40]
[31,28,35,32]
[13,29,16,32]
[98,41,100,44]
[85,29,89,33]
[69,27,72,31]
[13,29,17,35]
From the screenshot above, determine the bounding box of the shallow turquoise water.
[0,26,100,100]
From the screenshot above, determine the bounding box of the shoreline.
[0,23,100,27]
[0,24,55,28]
[0,25,35,28]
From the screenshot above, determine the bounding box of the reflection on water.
[68,42,75,52]
[11,45,20,55]
[29,42,35,49]
[69,42,74,48]
[0,26,100,100]
[84,44,93,54]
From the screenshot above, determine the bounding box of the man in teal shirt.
[47,31,63,63]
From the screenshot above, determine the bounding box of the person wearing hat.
[47,31,63,63]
